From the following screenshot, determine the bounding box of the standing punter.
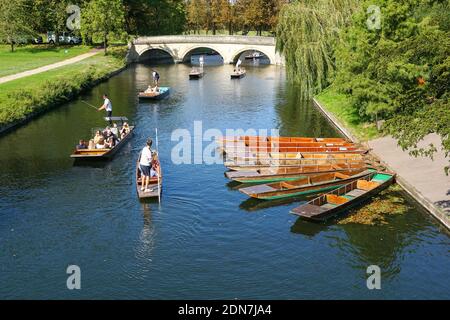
[140,139,155,193]
[98,94,113,118]
[152,69,160,87]
[98,94,113,124]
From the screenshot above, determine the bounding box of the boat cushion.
[326,194,350,205]
[357,180,380,191]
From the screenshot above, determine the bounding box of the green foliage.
[186,0,284,35]
[124,0,186,35]
[0,0,31,52]
[334,0,450,172]
[81,0,126,54]
[276,0,359,98]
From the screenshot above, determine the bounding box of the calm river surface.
[0,63,449,299]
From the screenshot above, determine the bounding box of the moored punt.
[225,159,366,171]
[226,153,364,166]
[224,148,368,158]
[138,87,170,100]
[70,117,134,160]
[136,154,163,199]
[231,69,246,79]
[225,163,368,184]
[290,171,396,222]
[217,136,349,146]
[239,169,370,200]
[189,69,204,79]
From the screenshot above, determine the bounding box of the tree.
[187,0,208,34]
[276,0,358,98]
[0,0,30,52]
[334,0,450,172]
[81,0,126,54]
[124,0,186,36]
[235,0,284,35]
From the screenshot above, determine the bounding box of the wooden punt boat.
[226,152,366,163]
[136,153,163,199]
[138,87,170,100]
[290,171,395,222]
[218,136,349,146]
[189,68,204,79]
[225,163,368,184]
[225,159,366,171]
[239,169,370,200]
[226,153,364,166]
[231,69,246,79]
[70,118,134,160]
[245,52,264,60]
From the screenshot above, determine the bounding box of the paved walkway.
[369,134,450,228]
[313,98,450,229]
[0,49,101,85]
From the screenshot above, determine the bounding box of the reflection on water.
[0,63,449,299]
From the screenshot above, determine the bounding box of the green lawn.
[0,47,127,128]
[0,45,92,78]
[315,86,381,142]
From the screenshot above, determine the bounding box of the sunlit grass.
[316,86,380,142]
[0,47,127,128]
[0,45,92,78]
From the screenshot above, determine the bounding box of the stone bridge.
[127,35,284,65]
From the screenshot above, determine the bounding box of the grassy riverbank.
[315,86,380,142]
[0,45,92,78]
[0,46,128,131]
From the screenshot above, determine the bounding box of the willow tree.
[276,0,358,98]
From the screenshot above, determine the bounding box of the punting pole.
[81,100,98,110]
[156,128,161,203]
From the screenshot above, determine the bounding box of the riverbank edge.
[312,98,450,230]
[0,64,128,137]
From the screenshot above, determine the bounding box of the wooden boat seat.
[335,172,351,179]
[357,180,380,191]
[281,182,298,189]
[326,194,349,205]
[346,189,367,197]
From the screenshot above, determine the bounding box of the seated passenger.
[94,130,103,145]
[105,136,116,149]
[103,127,114,139]
[120,123,131,139]
[88,139,95,150]
[96,137,106,149]
[150,152,160,178]
[111,123,119,137]
[144,85,153,93]
[76,140,87,150]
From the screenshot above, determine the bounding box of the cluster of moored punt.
[219,135,396,222]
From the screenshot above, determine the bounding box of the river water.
[0,63,449,299]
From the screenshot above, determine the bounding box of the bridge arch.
[180,45,226,64]
[138,47,175,63]
[231,48,273,65]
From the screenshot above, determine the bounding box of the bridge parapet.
[133,35,276,46]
